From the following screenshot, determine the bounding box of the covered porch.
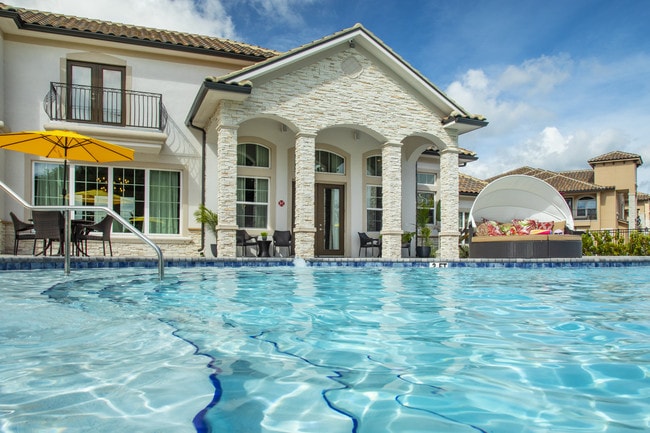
[186,25,486,260]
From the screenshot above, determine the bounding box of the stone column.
[380,141,403,259]
[294,131,317,258]
[215,124,238,257]
[439,146,461,260]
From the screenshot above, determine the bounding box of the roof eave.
[442,116,489,135]
[186,80,252,128]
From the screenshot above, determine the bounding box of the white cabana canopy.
[469,175,574,230]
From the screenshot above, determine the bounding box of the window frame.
[237,143,271,168]
[576,196,597,219]
[236,176,270,229]
[366,184,383,232]
[33,161,182,235]
[366,155,382,177]
[315,150,345,174]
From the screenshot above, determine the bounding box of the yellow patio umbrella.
[0,129,134,204]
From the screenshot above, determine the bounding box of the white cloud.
[7,0,237,38]
[498,54,572,96]
[242,0,318,27]
[452,53,650,193]
[447,68,551,139]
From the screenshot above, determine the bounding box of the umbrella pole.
[62,158,68,206]
[64,209,71,276]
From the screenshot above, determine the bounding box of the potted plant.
[193,204,219,257]
[401,231,414,256]
[416,197,434,258]
[260,231,268,240]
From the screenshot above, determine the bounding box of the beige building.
[0,4,487,259]
[480,151,647,232]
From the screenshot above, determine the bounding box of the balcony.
[44,82,168,131]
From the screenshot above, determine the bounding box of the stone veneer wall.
[220,49,453,142]
[0,220,6,254]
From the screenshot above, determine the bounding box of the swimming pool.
[1,265,648,432]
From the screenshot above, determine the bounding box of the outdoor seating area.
[9,210,113,257]
[468,175,582,259]
[236,230,294,257]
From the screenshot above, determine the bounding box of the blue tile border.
[1,255,650,272]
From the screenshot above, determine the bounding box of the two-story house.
[480,151,647,232]
[0,3,487,259]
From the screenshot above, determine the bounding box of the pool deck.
[1,254,650,271]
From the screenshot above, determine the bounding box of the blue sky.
[9,0,650,192]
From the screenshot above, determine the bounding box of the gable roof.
[588,150,643,167]
[0,2,278,61]
[191,24,487,133]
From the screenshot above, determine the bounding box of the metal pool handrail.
[0,180,164,279]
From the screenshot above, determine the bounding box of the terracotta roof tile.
[485,166,613,194]
[559,169,594,184]
[588,151,643,166]
[0,3,278,59]
[459,173,487,195]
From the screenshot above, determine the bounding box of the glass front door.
[315,184,344,256]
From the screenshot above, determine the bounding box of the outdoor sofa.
[468,175,582,259]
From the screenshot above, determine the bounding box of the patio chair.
[32,210,64,256]
[236,229,258,256]
[10,211,35,255]
[358,232,381,257]
[272,230,292,257]
[78,215,114,256]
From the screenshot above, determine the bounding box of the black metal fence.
[584,228,650,239]
[44,82,168,131]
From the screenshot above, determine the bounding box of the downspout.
[188,122,207,254]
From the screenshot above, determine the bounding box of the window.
[33,162,66,205]
[617,193,626,221]
[417,172,437,185]
[576,196,597,219]
[459,211,470,230]
[237,177,269,228]
[366,185,382,232]
[237,143,270,167]
[315,150,345,174]
[67,61,125,125]
[565,198,573,213]
[149,170,181,234]
[417,192,436,224]
[33,162,181,234]
[366,156,382,177]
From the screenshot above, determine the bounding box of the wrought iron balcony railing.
[44,82,168,131]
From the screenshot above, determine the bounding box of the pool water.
[1,266,649,432]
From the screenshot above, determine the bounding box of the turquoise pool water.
[1,265,649,432]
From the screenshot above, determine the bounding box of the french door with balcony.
[66,61,125,125]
